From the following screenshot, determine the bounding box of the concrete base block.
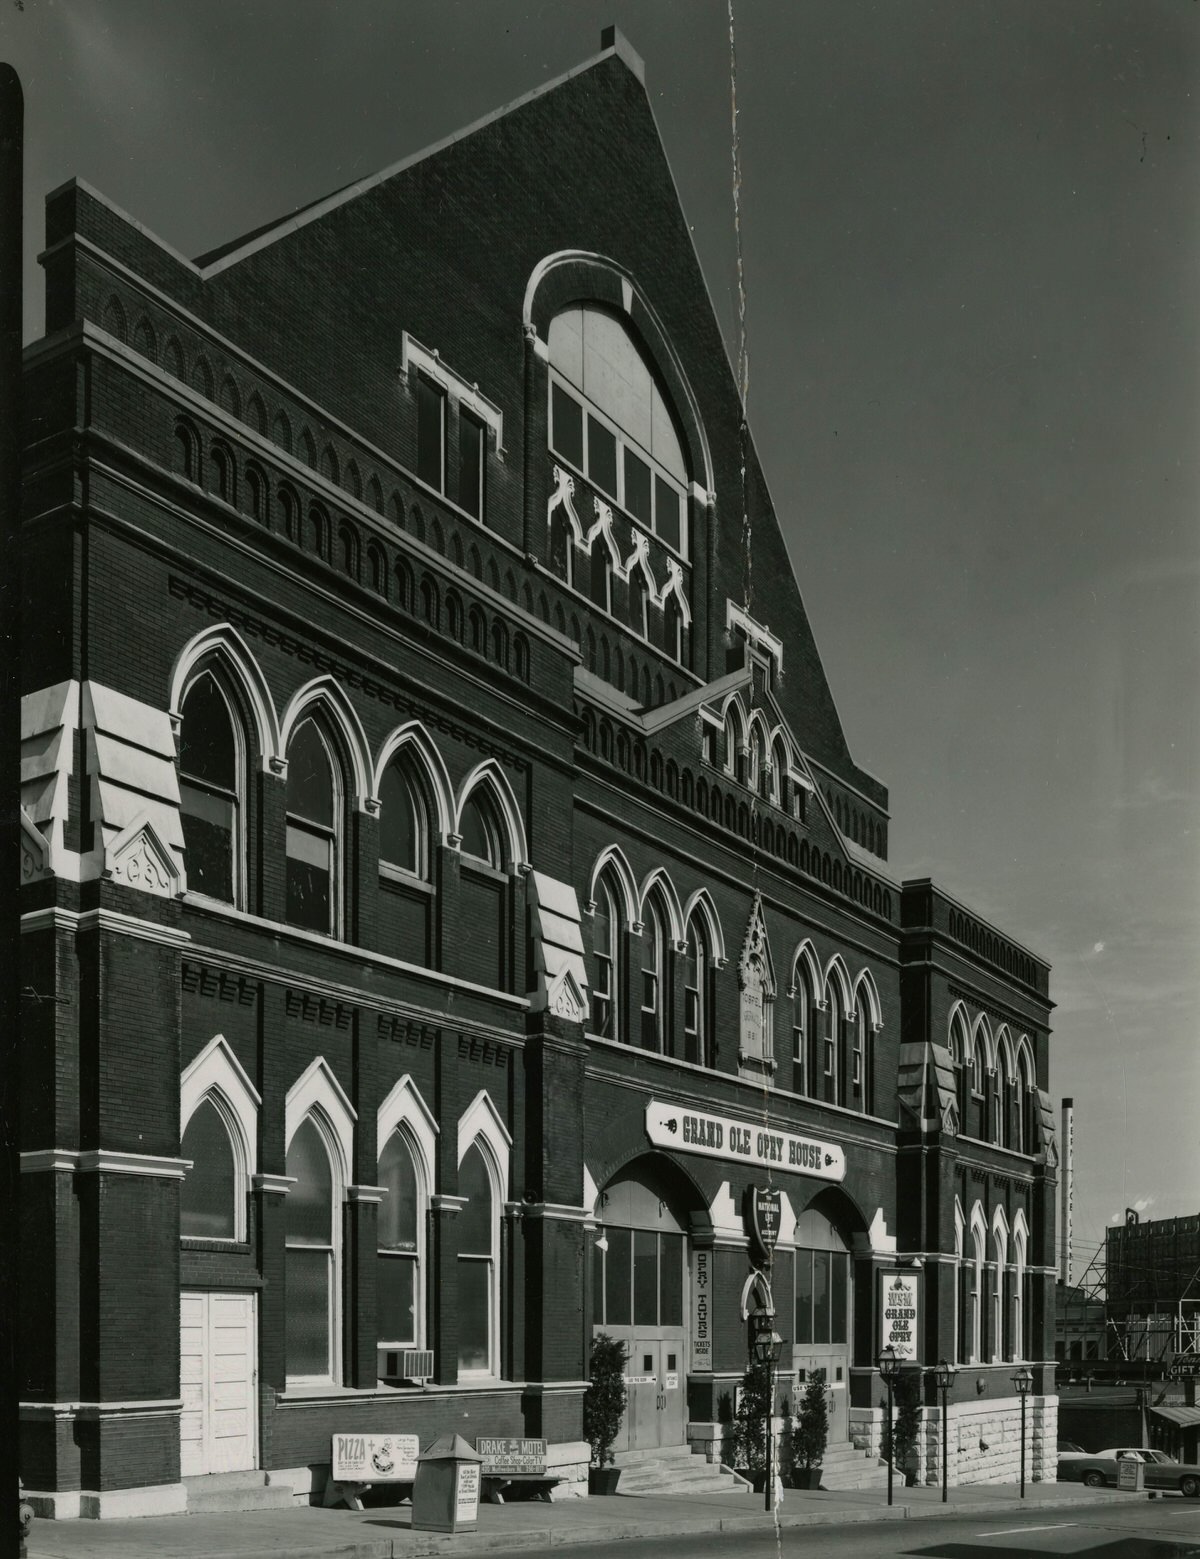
[28,1482,188,1519]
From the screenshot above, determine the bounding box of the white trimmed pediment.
[285,1056,356,1182]
[105,813,186,898]
[376,1073,438,1182]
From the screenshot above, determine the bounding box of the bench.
[475,1437,560,1503]
[323,1433,420,1511]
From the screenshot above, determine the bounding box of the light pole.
[878,1343,901,1507]
[934,1359,957,1502]
[1012,1366,1034,1498]
[753,1316,785,1513]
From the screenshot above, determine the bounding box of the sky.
[4,0,1198,1276]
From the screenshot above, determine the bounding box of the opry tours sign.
[645,1100,846,1183]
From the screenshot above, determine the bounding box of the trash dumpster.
[411,1433,484,1532]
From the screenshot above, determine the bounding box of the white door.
[181,1291,258,1476]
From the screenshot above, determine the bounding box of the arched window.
[823,982,844,1106]
[631,571,649,639]
[179,673,243,905]
[989,1063,1002,1146]
[969,1214,986,1364]
[953,1204,966,1364]
[772,737,790,810]
[380,759,431,880]
[1018,1048,1036,1155]
[547,307,688,555]
[180,1097,238,1240]
[683,918,710,1066]
[640,896,666,1052]
[457,1142,498,1377]
[791,967,815,1096]
[993,1220,1007,1362]
[751,726,769,801]
[285,1116,340,1382]
[852,1002,872,1113]
[971,1034,987,1135]
[723,710,741,779]
[285,719,341,936]
[950,1013,971,1131]
[1013,1221,1028,1361]
[592,875,620,1041]
[459,790,502,869]
[589,543,612,615]
[378,1130,424,1351]
[664,593,683,664]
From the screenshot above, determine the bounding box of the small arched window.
[378,1130,424,1351]
[179,673,242,905]
[380,759,431,880]
[592,875,620,1042]
[791,968,816,1097]
[640,897,666,1052]
[823,982,844,1106]
[180,1097,239,1241]
[851,1002,872,1113]
[285,1115,340,1382]
[683,918,710,1067]
[285,720,341,936]
[457,1142,498,1377]
[459,791,502,869]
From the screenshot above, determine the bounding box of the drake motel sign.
[645,1101,846,1182]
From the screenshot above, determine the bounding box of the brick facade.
[18,31,1058,1515]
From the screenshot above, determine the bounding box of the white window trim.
[548,369,689,561]
[284,1058,356,1386]
[376,1124,430,1352]
[178,673,247,911]
[457,1092,511,1382]
[180,1034,260,1244]
[377,1088,435,1355]
[402,333,504,451]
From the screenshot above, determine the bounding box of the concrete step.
[611,1446,749,1498]
[183,1472,295,1513]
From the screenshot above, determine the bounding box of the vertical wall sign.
[691,1247,712,1371]
[878,1268,922,1362]
[743,1186,782,1268]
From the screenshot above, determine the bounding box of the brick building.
[17,29,1059,1517]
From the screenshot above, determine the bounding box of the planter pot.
[792,1467,822,1490]
[588,1467,622,1496]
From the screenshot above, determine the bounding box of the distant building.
[1106,1214,1200,1367]
[1055,1281,1107,1365]
[16,28,1059,1518]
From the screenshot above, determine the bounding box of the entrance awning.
[1150,1405,1200,1427]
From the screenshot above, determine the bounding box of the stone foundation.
[850,1395,1058,1488]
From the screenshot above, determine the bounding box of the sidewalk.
[27,1481,1145,1559]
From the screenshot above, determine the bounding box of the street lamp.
[933,1359,957,1503]
[878,1343,901,1507]
[1012,1366,1034,1498]
[753,1318,785,1513]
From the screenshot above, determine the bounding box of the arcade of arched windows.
[172,630,528,994]
[952,1200,1032,1366]
[947,1007,1039,1156]
[585,849,885,1118]
[819,782,888,861]
[578,706,893,925]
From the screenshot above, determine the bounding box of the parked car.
[1058,1446,1200,1495]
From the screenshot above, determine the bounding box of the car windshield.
[1147,1451,1176,1463]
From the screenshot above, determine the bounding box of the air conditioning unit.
[383,1349,434,1384]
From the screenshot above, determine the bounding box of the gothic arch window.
[285,719,343,937]
[179,672,245,906]
[639,894,667,1052]
[380,755,432,881]
[683,916,712,1067]
[592,873,621,1042]
[456,1096,509,1381]
[180,1036,259,1246]
[950,1010,971,1130]
[1018,1045,1036,1154]
[377,1128,426,1353]
[851,1002,872,1113]
[993,1216,1008,1362]
[180,1097,240,1241]
[791,963,817,1097]
[969,1208,986,1364]
[285,1113,342,1383]
[953,1202,965,1364]
[823,980,844,1106]
[1012,1216,1029,1360]
[547,307,688,555]
[459,789,502,869]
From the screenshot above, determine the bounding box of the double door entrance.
[180,1291,258,1477]
[608,1330,686,1451]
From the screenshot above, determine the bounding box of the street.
[493,1501,1200,1559]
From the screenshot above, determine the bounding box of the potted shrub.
[584,1333,628,1493]
[883,1370,922,1486]
[728,1359,772,1489]
[790,1373,829,1489]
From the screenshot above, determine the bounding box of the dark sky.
[6,0,1198,1263]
